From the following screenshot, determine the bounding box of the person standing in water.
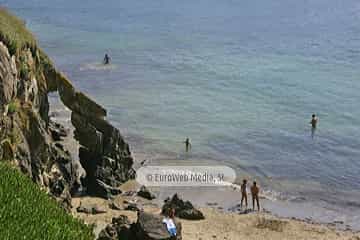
[240,179,248,209]
[310,114,318,138]
[251,181,260,211]
[103,53,111,65]
[184,138,191,152]
[310,114,318,128]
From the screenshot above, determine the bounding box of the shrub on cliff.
[0,8,36,56]
[0,162,94,239]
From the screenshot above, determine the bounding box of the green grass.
[0,162,94,240]
[0,8,37,56]
[7,100,18,114]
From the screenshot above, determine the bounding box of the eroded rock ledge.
[0,14,135,208]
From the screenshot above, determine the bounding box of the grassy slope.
[0,8,36,56]
[0,163,94,240]
[0,8,93,239]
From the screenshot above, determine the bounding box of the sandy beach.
[47,74,360,239]
[71,193,360,240]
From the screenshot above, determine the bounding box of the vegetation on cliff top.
[0,8,56,92]
[0,8,37,56]
[0,162,94,240]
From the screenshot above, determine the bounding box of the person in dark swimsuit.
[310,114,318,138]
[310,114,318,128]
[240,179,248,209]
[103,53,111,65]
[184,138,191,152]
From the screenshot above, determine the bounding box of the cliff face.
[0,9,134,208]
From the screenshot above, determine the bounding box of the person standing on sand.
[240,179,248,209]
[251,181,260,211]
[184,138,191,152]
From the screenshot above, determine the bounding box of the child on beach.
[163,208,177,238]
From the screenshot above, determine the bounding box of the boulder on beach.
[98,211,182,240]
[162,194,205,220]
[134,211,182,240]
[137,185,156,200]
[124,202,141,212]
[77,202,107,214]
[98,215,132,240]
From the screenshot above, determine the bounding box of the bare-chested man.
[251,181,260,211]
[310,114,318,128]
[240,179,248,209]
[184,138,191,152]
[310,114,319,138]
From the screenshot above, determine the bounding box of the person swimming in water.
[103,53,111,65]
[310,114,318,138]
[184,138,191,152]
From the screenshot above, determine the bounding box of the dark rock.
[137,185,156,200]
[73,110,135,198]
[76,203,107,214]
[162,194,205,220]
[112,215,132,226]
[1,139,14,160]
[98,212,182,240]
[0,42,17,105]
[109,201,122,210]
[124,202,140,212]
[98,215,134,240]
[13,106,76,210]
[133,211,182,240]
[98,224,118,240]
[72,112,103,153]
[49,177,66,197]
[49,120,68,141]
[97,179,122,197]
[123,191,137,197]
[177,209,204,220]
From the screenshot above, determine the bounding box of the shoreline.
[131,147,360,232]
[49,101,360,233]
[71,180,360,240]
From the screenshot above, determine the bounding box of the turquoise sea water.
[3,0,360,226]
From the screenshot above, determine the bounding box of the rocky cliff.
[0,9,135,208]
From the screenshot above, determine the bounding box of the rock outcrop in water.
[0,9,135,207]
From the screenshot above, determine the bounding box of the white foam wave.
[79,62,118,71]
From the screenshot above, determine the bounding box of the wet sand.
[71,180,360,240]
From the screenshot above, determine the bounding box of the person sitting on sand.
[251,181,260,211]
[310,114,318,128]
[103,53,111,65]
[240,179,248,209]
[184,137,191,153]
[163,208,177,238]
